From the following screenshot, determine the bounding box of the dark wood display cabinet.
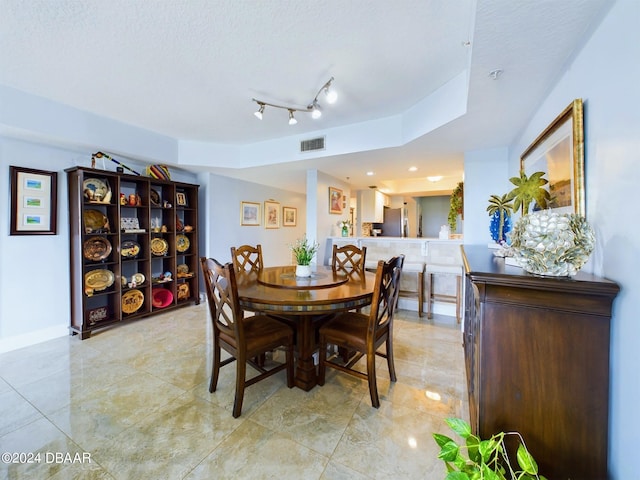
[461,245,619,480]
[66,167,200,339]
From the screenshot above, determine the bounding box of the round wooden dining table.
[236,265,376,391]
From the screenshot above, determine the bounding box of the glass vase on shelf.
[340,219,351,237]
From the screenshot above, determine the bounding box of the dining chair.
[200,257,294,418]
[230,244,263,273]
[331,244,367,276]
[318,254,405,408]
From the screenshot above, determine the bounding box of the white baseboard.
[0,324,69,354]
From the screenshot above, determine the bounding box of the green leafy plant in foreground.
[433,418,547,480]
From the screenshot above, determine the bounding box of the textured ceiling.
[0,0,611,194]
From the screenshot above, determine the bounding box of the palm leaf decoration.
[507,171,551,215]
[487,193,514,242]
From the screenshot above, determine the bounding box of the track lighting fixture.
[252,77,336,125]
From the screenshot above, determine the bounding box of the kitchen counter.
[324,236,464,318]
[324,236,463,265]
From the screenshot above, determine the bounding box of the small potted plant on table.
[290,236,319,277]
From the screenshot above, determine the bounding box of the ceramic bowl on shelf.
[152,288,173,308]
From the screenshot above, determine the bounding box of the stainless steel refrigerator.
[377,207,404,237]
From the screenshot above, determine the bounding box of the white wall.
[0,137,197,352]
[199,173,306,267]
[506,2,639,476]
[310,170,351,265]
[463,147,510,245]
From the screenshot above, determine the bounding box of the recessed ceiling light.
[408,166,418,172]
[427,175,443,182]
[366,171,374,176]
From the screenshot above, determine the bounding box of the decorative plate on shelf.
[150,188,161,206]
[176,234,190,253]
[83,178,111,203]
[121,240,141,258]
[84,210,109,233]
[151,238,169,256]
[177,283,190,300]
[122,289,144,314]
[132,272,146,285]
[176,264,189,274]
[83,237,112,261]
[84,269,115,292]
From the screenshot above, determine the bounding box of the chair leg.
[386,335,397,382]
[209,340,221,393]
[317,336,327,386]
[366,350,380,408]
[426,272,433,319]
[456,275,462,324]
[233,358,247,418]
[417,271,424,317]
[286,343,294,388]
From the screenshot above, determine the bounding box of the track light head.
[254,103,265,120]
[324,78,337,104]
[288,110,297,125]
[310,101,322,119]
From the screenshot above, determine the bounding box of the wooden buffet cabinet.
[66,167,200,339]
[462,245,619,480]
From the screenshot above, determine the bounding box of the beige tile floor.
[0,305,467,480]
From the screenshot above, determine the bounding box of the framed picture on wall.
[329,186,343,214]
[283,206,297,226]
[521,98,585,215]
[10,166,58,235]
[240,201,261,226]
[264,200,280,229]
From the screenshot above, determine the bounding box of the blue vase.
[489,211,512,243]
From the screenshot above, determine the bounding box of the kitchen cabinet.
[360,189,388,223]
[462,245,619,480]
[66,167,200,339]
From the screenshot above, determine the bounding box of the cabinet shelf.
[67,166,199,339]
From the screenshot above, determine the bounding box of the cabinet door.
[360,190,384,223]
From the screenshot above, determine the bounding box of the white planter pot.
[295,264,312,277]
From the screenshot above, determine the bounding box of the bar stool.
[425,263,462,323]
[366,260,424,317]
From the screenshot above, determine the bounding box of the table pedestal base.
[275,313,334,391]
